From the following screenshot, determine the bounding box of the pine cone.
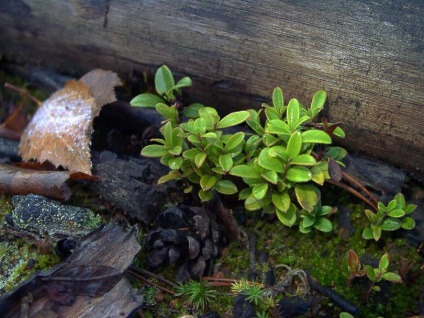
[146,205,220,281]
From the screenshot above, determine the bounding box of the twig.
[4,82,42,106]
[342,171,379,205]
[326,179,378,211]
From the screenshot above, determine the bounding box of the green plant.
[131,65,417,237]
[175,280,216,311]
[346,250,402,302]
[362,193,416,241]
[231,279,275,316]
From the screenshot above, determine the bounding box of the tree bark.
[0,0,423,178]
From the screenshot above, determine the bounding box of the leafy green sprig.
[131,65,417,237]
[362,193,416,241]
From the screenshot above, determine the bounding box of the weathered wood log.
[0,1,423,178]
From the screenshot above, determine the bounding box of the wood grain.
[0,0,423,177]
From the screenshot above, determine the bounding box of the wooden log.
[0,1,423,178]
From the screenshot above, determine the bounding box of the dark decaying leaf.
[0,163,71,200]
[328,157,342,182]
[0,224,142,318]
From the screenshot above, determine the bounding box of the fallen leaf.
[0,163,71,200]
[79,69,122,112]
[19,70,122,175]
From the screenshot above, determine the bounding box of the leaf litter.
[19,69,122,175]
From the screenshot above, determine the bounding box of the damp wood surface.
[0,0,423,177]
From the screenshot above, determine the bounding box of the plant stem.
[341,171,379,205]
[326,179,378,211]
[4,82,42,106]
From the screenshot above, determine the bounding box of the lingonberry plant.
[131,65,416,236]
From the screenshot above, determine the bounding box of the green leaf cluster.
[346,250,402,296]
[136,66,350,233]
[362,193,416,241]
[131,65,192,108]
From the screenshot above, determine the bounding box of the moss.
[0,195,61,294]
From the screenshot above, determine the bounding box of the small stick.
[341,171,379,205]
[327,179,378,211]
[4,82,42,106]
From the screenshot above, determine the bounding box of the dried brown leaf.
[0,163,71,200]
[79,69,122,113]
[19,70,121,175]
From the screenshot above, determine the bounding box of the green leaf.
[333,126,345,138]
[380,218,402,231]
[311,166,325,185]
[372,225,382,241]
[245,194,271,211]
[253,183,268,200]
[387,199,397,211]
[224,132,245,152]
[262,170,278,184]
[258,149,285,173]
[364,209,378,223]
[287,98,300,129]
[302,214,315,227]
[381,272,402,283]
[299,221,311,234]
[171,76,192,91]
[301,130,332,144]
[291,154,316,166]
[195,152,207,168]
[265,119,291,136]
[286,166,312,182]
[401,217,415,230]
[262,134,281,147]
[379,253,389,271]
[156,103,178,121]
[404,204,417,214]
[272,87,284,112]
[340,312,355,318]
[295,184,320,212]
[317,206,333,216]
[168,157,183,170]
[155,65,175,96]
[216,111,250,129]
[314,217,333,232]
[310,90,326,118]
[272,192,291,212]
[141,144,168,157]
[157,171,181,184]
[200,174,218,191]
[394,193,406,208]
[287,131,302,158]
[163,121,173,147]
[387,209,405,218]
[268,146,288,161]
[194,118,207,135]
[230,165,261,178]
[214,180,237,195]
[219,153,234,172]
[362,227,374,240]
[276,204,297,227]
[182,103,204,118]
[264,106,280,120]
[183,148,201,160]
[364,265,376,282]
[199,189,214,202]
[130,93,165,108]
